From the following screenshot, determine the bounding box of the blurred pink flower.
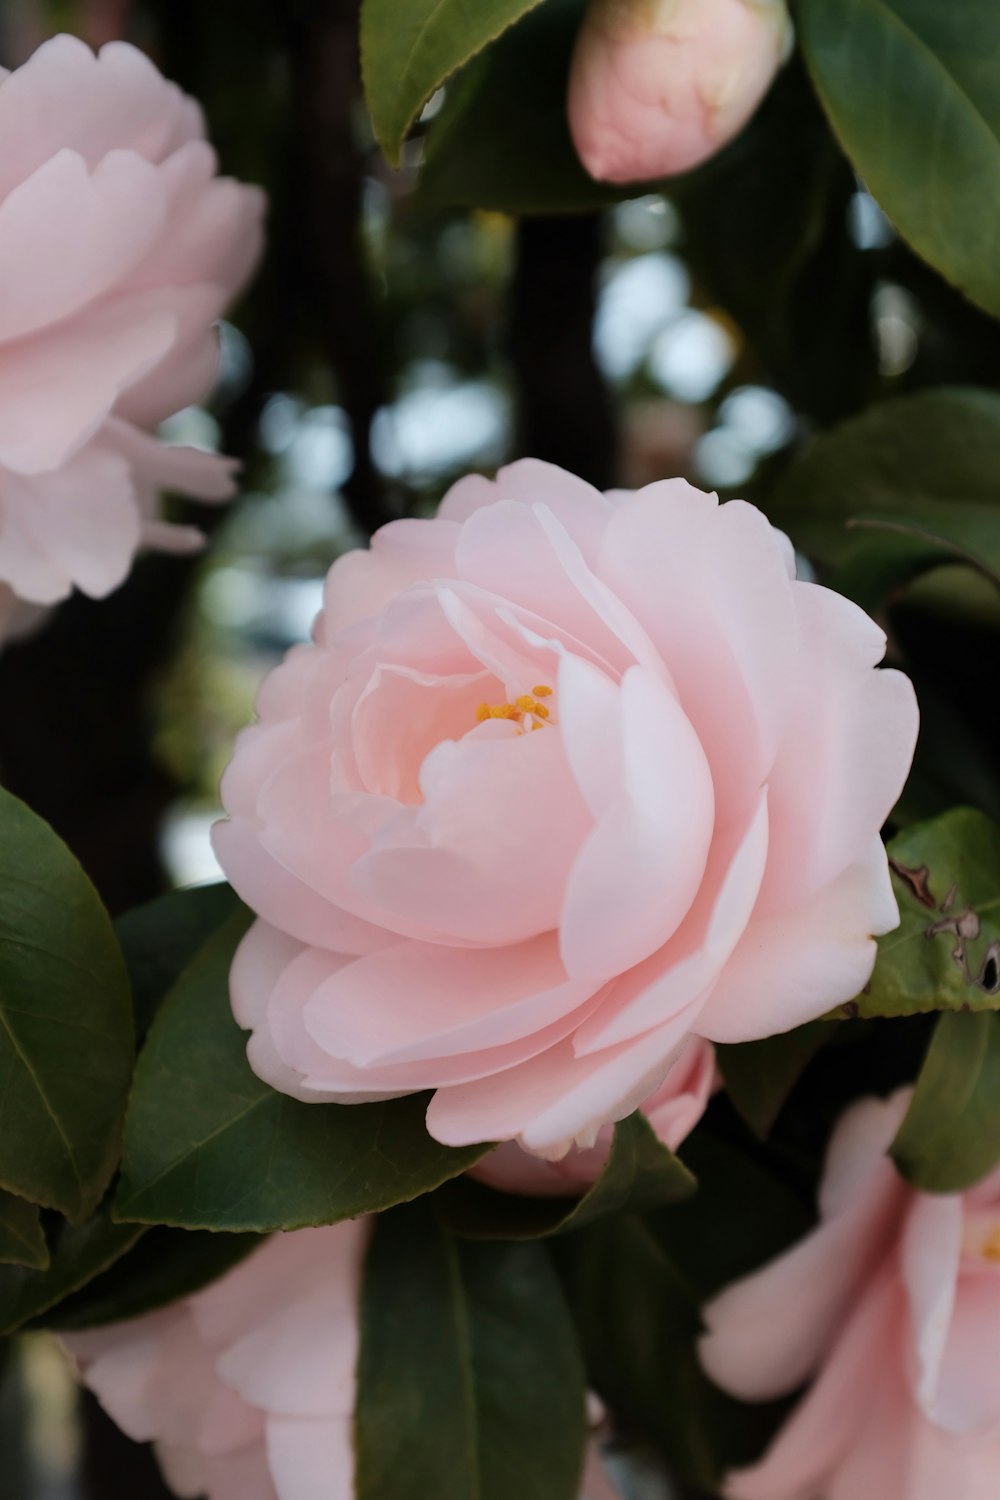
[568,0,793,183]
[472,1035,715,1195]
[213,459,917,1161]
[67,1219,623,1500]
[67,1223,368,1500]
[701,1091,1000,1498]
[0,34,264,618]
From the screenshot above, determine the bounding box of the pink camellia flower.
[66,1223,369,1500]
[700,1091,1000,1498]
[213,460,917,1161]
[568,0,793,184]
[66,1219,621,1500]
[0,34,264,618]
[472,1035,715,1196]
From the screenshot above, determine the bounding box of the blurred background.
[2,0,1000,1493]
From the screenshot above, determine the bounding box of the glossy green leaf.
[41,1227,261,1332]
[767,387,1000,610]
[116,915,490,1232]
[355,1199,586,1500]
[361,0,546,166]
[435,1110,696,1240]
[0,1193,48,1272]
[0,786,133,1222]
[116,882,243,1043]
[798,0,1000,317]
[851,809,1000,1020]
[717,1023,837,1140]
[0,1205,141,1336]
[892,1011,1000,1192]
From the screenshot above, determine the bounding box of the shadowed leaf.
[116,915,490,1232]
[0,787,133,1222]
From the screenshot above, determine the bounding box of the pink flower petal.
[600,485,798,825]
[560,665,714,980]
[300,934,600,1068]
[266,1416,354,1500]
[574,789,768,1052]
[266,944,605,1100]
[353,725,592,945]
[755,582,919,915]
[0,292,178,474]
[924,1265,1000,1435]
[701,1160,907,1402]
[722,1273,900,1500]
[696,836,899,1043]
[900,1193,964,1423]
[0,147,166,341]
[426,1002,703,1154]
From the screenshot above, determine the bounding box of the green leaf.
[797,0,1000,317]
[115,882,243,1044]
[355,1199,586,1500]
[672,61,877,427]
[767,387,1000,610]
[717,1023,837,1140]
[0,786,133,1222]
[116,914,491,1231]
[852,808,1000,1020]
[892,1011,1000,1192]
[554,1214,719,1487]
[0,1204,142,1336]
[553,1135,809,1481]
[0,1193,48,1272]
[435,1110,696,1240]
[646,1130,812,1300]
[361,0,547,166]
[40,1227,261,1332]
[421,0,641,215]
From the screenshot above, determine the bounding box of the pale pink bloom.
[0,34,264,615]
[67,1219,621,1500]
[568,0,793,183]
[214,460,917,1160]
[66,1223,368,1500]
[472,1035,715,1195]
[701,1092,1000,1499]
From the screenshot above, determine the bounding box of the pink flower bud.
[568,0,793,183]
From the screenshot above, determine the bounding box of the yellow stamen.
[983,1227,1000,1263]
[473,683,556,732]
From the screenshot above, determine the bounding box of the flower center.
[475,684,554,734]
[962,1215,1000,1265]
